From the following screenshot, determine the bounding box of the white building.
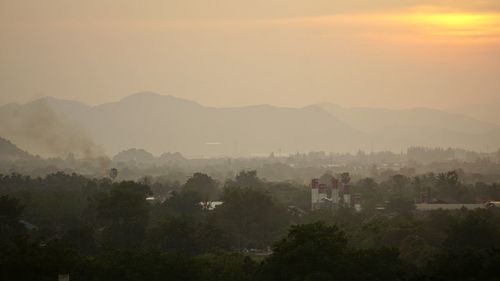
[311,178,355,210]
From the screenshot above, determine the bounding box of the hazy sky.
[1,0,500,109]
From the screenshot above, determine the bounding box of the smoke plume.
[0,100,107,159]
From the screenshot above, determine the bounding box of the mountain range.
[0,137,35,162]
[1,92,499,158]
[448,103,500,125]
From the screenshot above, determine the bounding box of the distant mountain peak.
[313,102,343,109]
[2,93,499,157]
[120,91,163,101]
[313,102,496,135]
[119,92,201,107]
[30,96,88,106]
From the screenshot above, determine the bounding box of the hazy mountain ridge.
[1,92,499,157]
[0,137,35,162]
[113,148,187,165]
[448,103,500,125]
[312,103,497,134]
[311,102,500,152]
[75,92,365,156]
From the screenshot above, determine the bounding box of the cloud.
[259,6,500,46]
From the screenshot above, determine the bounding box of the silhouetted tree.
[340,172,351,185]
[214,187,289,250]
[160,190,203,218]
[0,195,25,241]
[146,216,200,255]
[225,170,263,189]
[262,222,348,281]
[95,181,151,250]
[183,173,219,201]
[386,196,415,216]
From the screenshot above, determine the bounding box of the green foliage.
[262,223,348,281]
[2,171,500,280]
[352,177,381,211]
[444,209,500,252]
[183,173,219,201]
[196,253,258,281]
[158,190,203,218]
[214,187,290,250]
[0,195,24,225]
[262,222,405,281]
[399,235,437,268]
[225,170,263,189]
[95,181,152,250]
[340,172,351,185]
[422,248,500,281]
[0,239,81,281]
[386,196,416,216]
[261,182,310,212]
[390,174,411,195]
[146,216,200,255]
[60,226,97,255]
[0,195,25,241]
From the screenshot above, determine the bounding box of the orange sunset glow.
[394,9,500,41]
[1,1,500,110]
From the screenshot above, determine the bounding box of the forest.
[1,170,500,280]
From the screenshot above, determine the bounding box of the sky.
[1,0,500,109]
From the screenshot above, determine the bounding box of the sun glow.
[399,12,500,37]
[273,7,500,45]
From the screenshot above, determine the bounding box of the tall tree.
[183,173,219,201]
[225,170,263,189]
[0,195,25,241]
[262,223,348,281]
[95,181,151,250]
[214,187,289,250]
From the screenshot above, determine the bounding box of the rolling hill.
[0,137,35,162]
[1,92,499,157]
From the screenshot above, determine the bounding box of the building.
[199,201,224,211]
[416,203,485,211]
[311,177,357,210]
[416,201,500,211]
[485,201,500,208]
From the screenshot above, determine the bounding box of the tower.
[342,182,351,207]
[331,178,340,205]
[353,194,362,212]
[311,179,320,210]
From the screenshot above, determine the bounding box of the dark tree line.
[1,170,500,280]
